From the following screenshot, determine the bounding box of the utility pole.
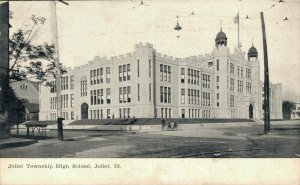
[50,0,68,140]
[260,12,270,134]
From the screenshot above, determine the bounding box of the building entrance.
[81,103,89,119]
[249,104,254,119]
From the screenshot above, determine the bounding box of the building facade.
[39,30,282,121]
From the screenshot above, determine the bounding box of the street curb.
[0,139,37,149]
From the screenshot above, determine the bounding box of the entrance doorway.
[81,103,89,119]
[249,104,254,119]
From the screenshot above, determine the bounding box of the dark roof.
[26,103,39,113]
[248,46,258,55]
[216,31,227,39]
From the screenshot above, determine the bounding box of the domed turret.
[215,29,227,47]
[248,44,258,61]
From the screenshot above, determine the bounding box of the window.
[107,109,111,119]
[106,88,111,104]
[188,69,190,84]
[217,59,219,71]
[123,87,127,103]
[237,66,240,76]
[160,64,163,81]
[105,67,110,83]
[246,68,251,78]
[168,87,171,103]
[123,65,126,81]
[127,64,131,80]
[119,87,123,103]
[167,66,171,82]
[188,89,190,104]
[149,59,151,77]
[70,75,74,89]
[246,82,252,94]
[127,86,131,103]
[164,87,167,103]
[100,68,103,83]
[197,71,200,85]
[61,76,68,90]
[71,94,74,107]
[149,83,151,102]
[230,63,234,74]
[241,67,244,77]
[160,86,163,103]
[230,78,234,91]
[217,76,219,83]
[71,111,74,120]
[96,69,99,84]
[137,60,140,77]
[138,84,140,101]
[238,80,243,93]
[230,95,235,107]
[208,62,213,67]
[127,108,131,118]
[163,65,167,81]
[119,66,122,82]
[181,109,185,118]
[81,78,87,96]
[181,68,185,83]
[181,89,185,104]
[91,90,95,105]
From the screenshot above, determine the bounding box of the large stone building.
[39,29,282,121]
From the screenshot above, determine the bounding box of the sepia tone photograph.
[0,0,300,184]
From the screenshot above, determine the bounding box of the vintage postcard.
[0,0,299,184]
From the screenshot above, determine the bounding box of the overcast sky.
[10,0,300,101]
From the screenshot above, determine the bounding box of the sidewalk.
[0,137,37,149]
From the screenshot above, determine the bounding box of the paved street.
[1,120,300,158]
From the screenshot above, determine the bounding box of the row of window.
[202,92,211,107]
[188,68,200,85]
[181,109,211,118]
[119,64,130,82]
[90,109,111,119]
[119,108,131,119]
[119,86,131,103]
[81,79,87,97]
[160,64,171,82]
[90,67,111,85]
[49,111,75,120]
[230,95,235,107]
[160,86,171,103]
[228,78,251,94]
[50,94,74,110]
[188,89,200,105]
[91,89,111,105]
[202,74,211,89]
[161,108,172,118]
[228,62,251,79]
[50,76,75,93]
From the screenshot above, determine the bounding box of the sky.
[10,0,300,102]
